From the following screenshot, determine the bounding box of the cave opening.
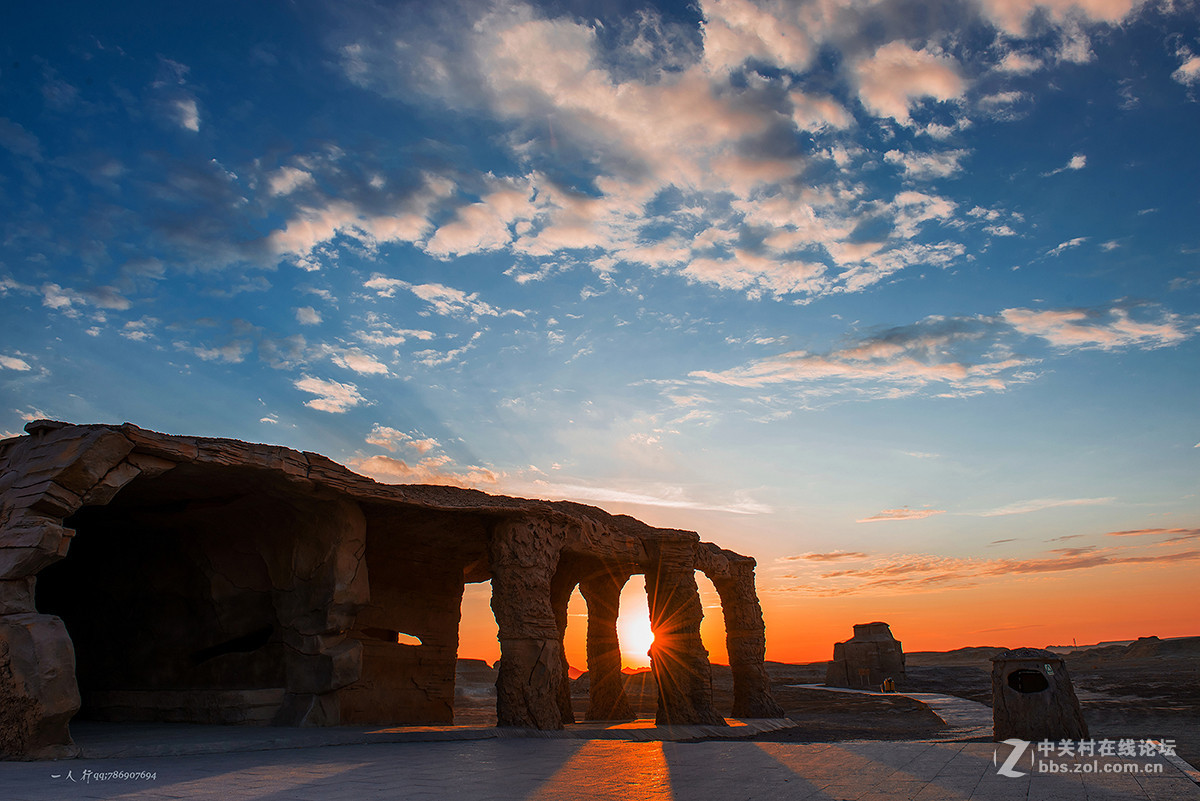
[36,464,292,725]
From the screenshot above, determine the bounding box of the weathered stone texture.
[825,621,906,689]
[489,517,565,729]
[579,571,635,721]
[1,421,781,758]
[644,536,725,726]
[699,546,784,718]
[991,648,1088,741]
[0,614,80,759]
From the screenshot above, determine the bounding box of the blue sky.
[3,0,1198,649]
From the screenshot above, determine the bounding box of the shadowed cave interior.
[36,463,500,726]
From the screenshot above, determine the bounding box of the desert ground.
[455,635,1200,766]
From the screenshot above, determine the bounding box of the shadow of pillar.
[489,516,564,729]
[643,536,725,726]
[579,569,635,721]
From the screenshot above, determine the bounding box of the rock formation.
[0,421,782,759]
[991,647,1088,741]
[825,621,906,689]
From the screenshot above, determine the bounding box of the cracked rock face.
[0,422,781,759]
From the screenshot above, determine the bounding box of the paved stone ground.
[3,691,1197,800]
[2,738,1197,801]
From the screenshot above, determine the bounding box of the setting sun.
[617,580,655,669]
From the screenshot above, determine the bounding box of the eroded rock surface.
[825,621,907,689]
[0,421,781,758]
[991,647,1089,741]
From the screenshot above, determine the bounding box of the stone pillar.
[710,560,785,718]
[269,497,369,726]
[579,570,634,721]
[549,566,578,725]
[643,539,725,726]
[489,517,564,729]
[0,613,81,759]
[0,423,138,758]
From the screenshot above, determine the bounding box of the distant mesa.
[0,421,783,759]
[825,621,906,689]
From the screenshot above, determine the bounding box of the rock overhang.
[0,421,782,758]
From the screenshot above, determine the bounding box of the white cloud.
[294,375,366,413]
[1044,153,1087,176]
[690,315,1036,398]
[854,42,966,125]
[349,453,499,488]
[192,341,252,363]
[40,283,131,315]
[121,318,157,341]
[978,90,1024,109]
[976,497,1114,517]
[858,507,946,523]
[701,0,815,74]
[884,149,968,180]
[366,276,522,320]
[1001,306,1191,350]
[1173,55,1200,88]
[327,346,389,375]
[789,90,853,131]
[977,0,1144,36]
[1046,236,1087,256]
[268,166,315,196]
[266,174,455,264]
[365,423,439,454]
[356,319,436,347]
[424,180,535,258]
[320,0,1161,310]
[365,424,409,452]
[0,355,32,371]
[997,51,1042,74]
[516,479,771,515]
[296,306,322,325]
[687,301,1194,403]
[173,97,200,131]
[413,331,483,367]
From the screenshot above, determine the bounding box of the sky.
[2,0,1199,666]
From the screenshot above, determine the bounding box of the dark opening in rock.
[1006,668,1049,693]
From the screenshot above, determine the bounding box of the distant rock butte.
[0,421,782,759]
[825,621,906,689]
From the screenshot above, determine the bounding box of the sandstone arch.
[0,421,781,758]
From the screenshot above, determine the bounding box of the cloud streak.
[858,507,947,523]
[772,541,1200,595]
[689,303,1193,401]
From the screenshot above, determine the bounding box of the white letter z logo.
[994,739,1029,777]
